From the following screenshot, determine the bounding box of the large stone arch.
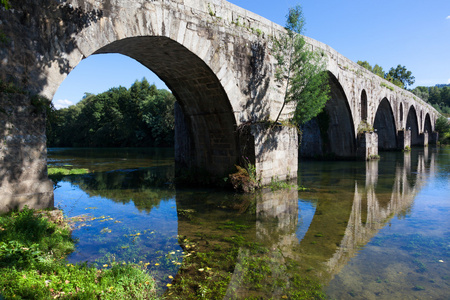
[406,106,420,146]
[373,98,397,150]
[324,72,356,157]
[91,37,239,175]
[300,72,356,158]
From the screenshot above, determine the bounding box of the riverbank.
[0,207,157,299]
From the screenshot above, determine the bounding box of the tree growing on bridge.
[273,5,330,126]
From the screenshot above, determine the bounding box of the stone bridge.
[0,0,440,210]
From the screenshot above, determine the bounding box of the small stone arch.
[406,106,420,146]
[424,113,432,134]
[374,98,397,150]
[69,36,240,176]
[361,90,368,121]
[399,102,404,123]
[420,110,423,131]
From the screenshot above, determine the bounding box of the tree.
[435,115,450,145]
[273,5,330,126]
[386,65,415,89]
[357,61,372,72]
[372,64,385,78]
[411,86,429,102]
[47,79,176,148]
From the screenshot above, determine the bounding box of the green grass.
[48,167,89,176]
[0,207,157,299]
[48,167,90,183]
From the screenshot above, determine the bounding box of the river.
[48,147,450,299]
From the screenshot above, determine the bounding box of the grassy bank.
[0,207,157,299]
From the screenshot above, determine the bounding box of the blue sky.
[53,0,450,109]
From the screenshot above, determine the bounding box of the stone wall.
[0,93,53,212]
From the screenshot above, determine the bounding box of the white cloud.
[447,15,450,20]
[53,99,73,110]
[448,78,450,84]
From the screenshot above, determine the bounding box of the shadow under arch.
[300,71,356,158]
[424,113,433,134]
[323,71,356,158]
[82,36,239,176]
[406,105,420,146]
[374,98,397,150]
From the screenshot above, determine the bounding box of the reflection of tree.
[61,167,175,213]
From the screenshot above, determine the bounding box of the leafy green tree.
[429,86,442,106]
[47,79,176,148]
[435,115,450,144]
[372,64,385,78]
[273,5,330,126]
[140,89,175,146]
[411,85,450,116]
[357,61,372,72]
[386,65,415,88]
[357,60,417,89]
[411,86,429,102]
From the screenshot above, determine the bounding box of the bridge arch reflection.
[175,148,438,297]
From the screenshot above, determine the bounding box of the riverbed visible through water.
[48,147,450,299]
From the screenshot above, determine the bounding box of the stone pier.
[356,132,378,160]
[238,124,298,186]
[397,129,411,150]
[0,94,54,213]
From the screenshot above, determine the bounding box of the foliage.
[1,0,10,9]
[273,5,330,126]
[0,207,157,299]
[268,177,306,191]
[229,164,258,193]
[357,120,374,135]
[47,79,175,148]
[357,61,415,89]
[386,65,415,88]
[411,85,450,115]
[435,115,450,145]
[380,82,395,91]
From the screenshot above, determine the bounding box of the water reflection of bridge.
[221,148,437,296]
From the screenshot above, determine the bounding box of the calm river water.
[48,147,450,299]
